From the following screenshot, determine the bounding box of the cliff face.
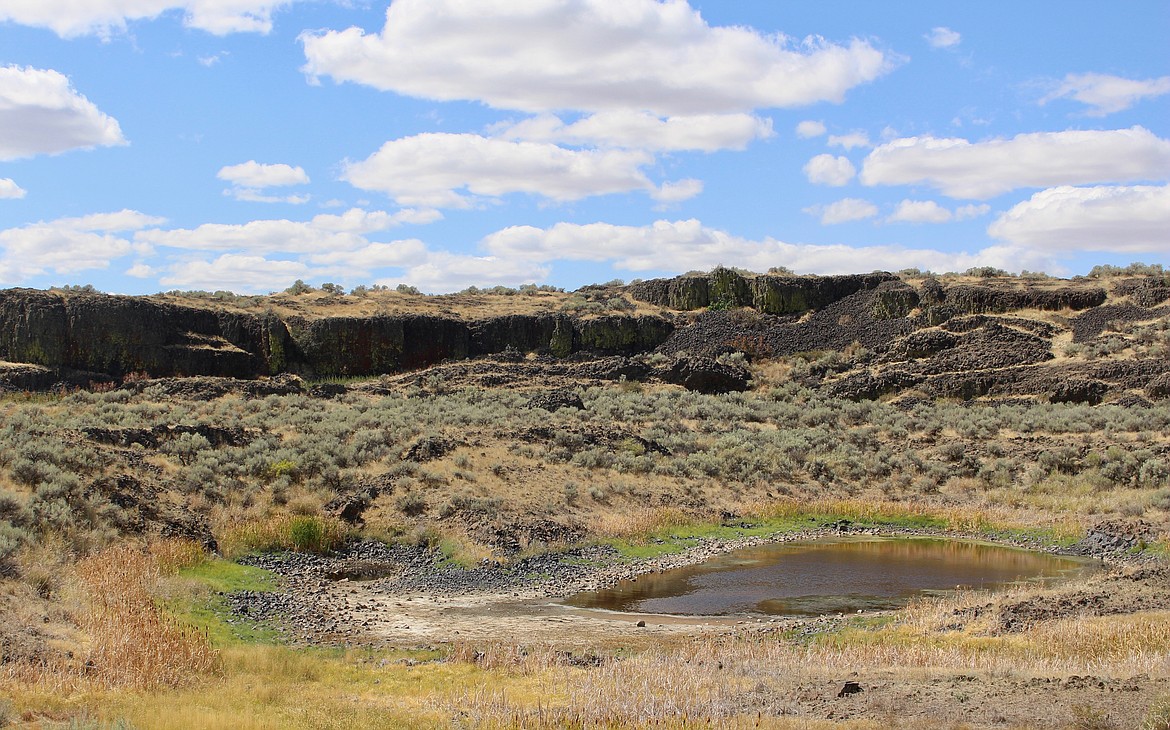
[0,289,676,379]
[1,271,1160,404]
[628,271,900,314]
[0,289,278,377]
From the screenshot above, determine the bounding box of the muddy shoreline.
[230,522,1153,648]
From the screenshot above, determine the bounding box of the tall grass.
[73,541,220,689]
[218,515,347,558]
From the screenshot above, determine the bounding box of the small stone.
[636,620,647,628]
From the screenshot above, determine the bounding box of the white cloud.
[0,209,162,282]
[0,0,299,38]
[136,208,433,253]
[860,126,1170,199]
[218,161,309,187]
[1041,73,1170,117]
[198,52,229,67]
[804,198,878,225]
[342,133,695,207]
[988,184,1170,253]
[0,65,126,161]
[888,199,952,224]
[227,190,311,204]
[301,0,892,116]
[926,27,961,49]
[394,252,551,294]
[495,111,774,152]
[481,218,1057,274]
[828,131,871,150]
[803,154,856,186]
[652,178,704,203]
[955,203,990,220]
[218,161,311,203]
[795,120,827,139]
[160,254,311,293]
[307,239,429,269]
[0,178,26,199]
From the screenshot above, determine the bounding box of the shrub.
[397,491,427,516]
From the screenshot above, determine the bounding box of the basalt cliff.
[1,270,1168,403]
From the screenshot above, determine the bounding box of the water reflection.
[565,538,1095,616]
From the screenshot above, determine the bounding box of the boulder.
[662,356,750,394]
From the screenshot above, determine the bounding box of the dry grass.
[589,506,706,543]
[71,541,220,690]
[217,514,348,559]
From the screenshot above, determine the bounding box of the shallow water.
[564,537,1097,616]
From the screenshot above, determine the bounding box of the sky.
[0,1,1167,295]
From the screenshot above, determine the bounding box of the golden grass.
[72,542,221,690]
[217,514,348,559]
[589,506,705,543]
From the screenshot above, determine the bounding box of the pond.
[564,537,1097,617]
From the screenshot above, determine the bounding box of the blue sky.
[0,0,1167,294]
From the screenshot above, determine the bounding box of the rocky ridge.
[2,271,1168,402]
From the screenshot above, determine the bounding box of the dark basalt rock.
[662,355,750,394]
[1051,378,1109,405]
[628,270,899,314]
[884,330,960,361]
[941,284,1106,314]
[0,289,674,383]
[86,474,216,550]
[826,370,925,401]
[526,390,585,411]
[1147,373,1170,400]
[402,436,458,463]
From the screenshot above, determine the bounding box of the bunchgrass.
[218,515,348,559]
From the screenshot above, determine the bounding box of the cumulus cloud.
[495,111,774,152]
[860,126,1170,199]
[0,179,26,199]
[342,133,697,207]
[1041,73,1170,117]
[137,208,436,254]
[988,184,1170,253]
[394,252,551,294]
[0,65,126,161]
[828,131,870,150]
[301,0,892,116]
[925,27,961,49]
[888,199,953,224]
[795,120,827,139]
[218,161,309,188]
[803,154,856,186]
[159,244,548,295]
[307,239,429,269]
[218,161,311,203]
[0,0,299,38]
[159,254,311,292]
[0,210,162,282]
[481,218,1056,274]
[955,203,990,220]
[803,198,878,225]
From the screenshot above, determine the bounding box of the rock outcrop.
[627,270,898,314]
[0,289,674,380]
[1,271,1166,403]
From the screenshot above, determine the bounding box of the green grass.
[603,505,1080,561]
[179,559,279,593]
[167,559,283,646]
